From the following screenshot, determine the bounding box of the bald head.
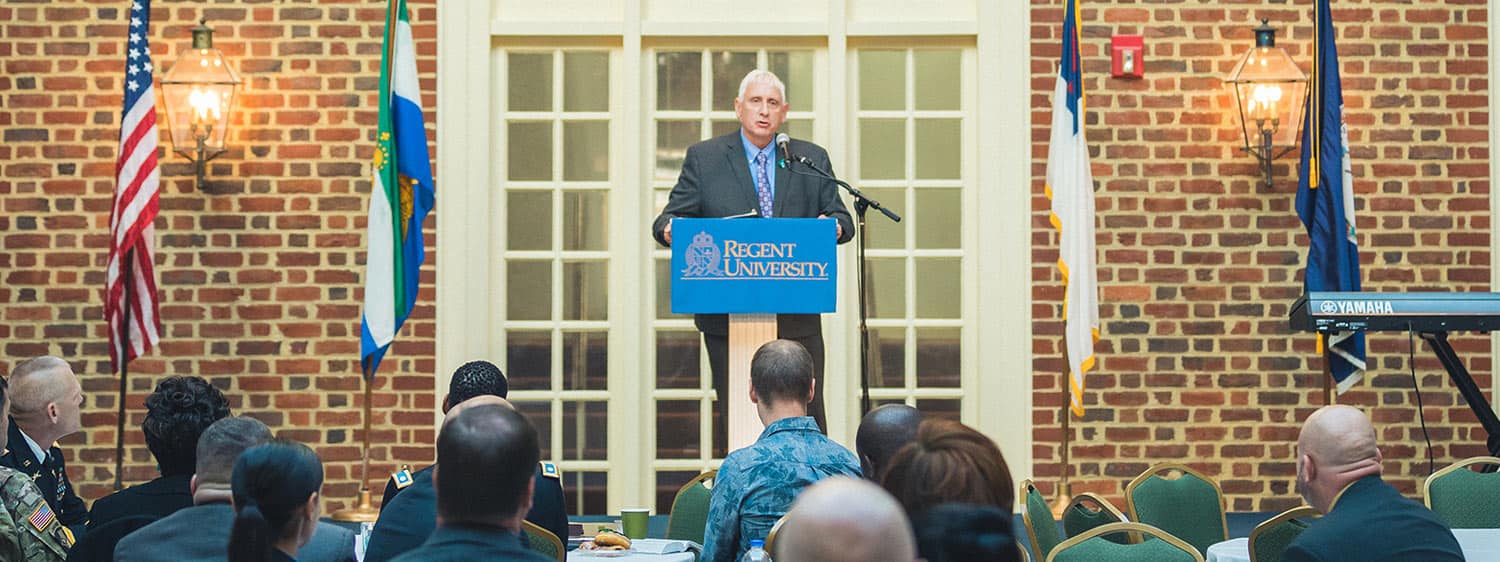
[8,356,82,443]
[1297,405,1382,512]
[857,404,923,480]
[444,395,512,422]
[774,477,915,562]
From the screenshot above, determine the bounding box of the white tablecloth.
[1205,537,1249,562]
[1454,528,1500,560]
[1206,529,1500,562]
[567,552,695,562]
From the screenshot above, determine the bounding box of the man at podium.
[652,69,854,452]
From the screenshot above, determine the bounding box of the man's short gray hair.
[738,69,787,105]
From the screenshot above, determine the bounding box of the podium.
[671,218,837,450]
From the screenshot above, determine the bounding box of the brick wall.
[0,0,438,510]
[1029,0,1494,511]
[1,0,1493,516]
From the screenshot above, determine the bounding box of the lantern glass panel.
[1226,46,1307,152]
[160,47,240,157]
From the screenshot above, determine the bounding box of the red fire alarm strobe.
[1111,35,1144,79]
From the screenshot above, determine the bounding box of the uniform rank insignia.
[391,465,413,490]
[28,502,54,532]
[60,525,75,546]
[540,461,560,479]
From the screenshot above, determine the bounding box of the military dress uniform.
[0,465,71,562]
[0,422,88,528]
[366,462,567,562]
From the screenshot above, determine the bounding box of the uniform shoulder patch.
[540,461,560,479]
[391,465,414,490]
[27,502,54,533]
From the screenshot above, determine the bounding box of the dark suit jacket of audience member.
[86,473,194,532]
[112,502,356,562]
[387,524,550,562]
[0,421,88,527]
[66,515,158,562]
[1282,475,1464,562]
[366,464,567,562]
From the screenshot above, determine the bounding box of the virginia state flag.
[1296,0,1365,393]
[361,0,435,379]
[1046,0,1099,417]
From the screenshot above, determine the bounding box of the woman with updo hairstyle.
[880,418,1015,518]
[228,440,324,562]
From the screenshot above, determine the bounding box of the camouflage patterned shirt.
[0,466,69,562]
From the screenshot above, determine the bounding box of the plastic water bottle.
[740,539,771,562]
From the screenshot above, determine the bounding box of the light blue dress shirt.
[740,130,777,201]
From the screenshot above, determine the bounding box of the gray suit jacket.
[113,502,355,562]
[652,131,854,336]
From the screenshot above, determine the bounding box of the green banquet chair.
[665,469,717,544]
[1248,506,1320,562]
[1021,479,1063,561]
[522,520,565,562]
[1125,463,1227,555]
[1424,456,1500,528]
[1062,492,1132,544]
[1046,522,1202,562]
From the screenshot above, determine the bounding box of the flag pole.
[1051,339,1074,518]
[329,0,402,523]
[113,249,134,492]
[330,375,379,521]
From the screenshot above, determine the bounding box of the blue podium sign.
[671,218,838,314]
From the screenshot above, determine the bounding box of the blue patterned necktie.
[754,151,774,218]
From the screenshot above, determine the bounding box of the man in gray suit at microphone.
[652,69,854,454]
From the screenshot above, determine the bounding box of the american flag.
[105,0,162,371]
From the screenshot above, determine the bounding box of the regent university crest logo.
[683,231,723,277]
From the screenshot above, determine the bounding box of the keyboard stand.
[1418,331,1500,461]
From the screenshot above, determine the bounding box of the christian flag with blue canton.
[1045,0,1100,417]
[1296,0,1365,393]
[361,0,435,379]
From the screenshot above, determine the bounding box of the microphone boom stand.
[786,155,901,415]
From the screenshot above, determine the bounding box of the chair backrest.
[666,469,717,543]
[521,520,565,562]
[1063,492,1131,544]
[765,514,788,556]
[1021,479,1063,561]
[1424,456,1500,528]
[1248,506,1320,562]
[1046,522,1203,562]
[1125,463,1227,555]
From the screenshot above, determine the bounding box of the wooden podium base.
[728,313,777,451]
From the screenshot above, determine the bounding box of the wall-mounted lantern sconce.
[1226,19,1307,188]
[160,19,240,190]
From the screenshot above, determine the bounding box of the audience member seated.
[881,418,1014,518]
[0,356,88,531]
[1283,405,1462,562]
[912,503,1022,562]
[855,404,922,481]
[0,374,69,562]
[88,376,230,530]
[114,417,355,562]
[772,476,914,562]
[364,361,567,562]
[228,440,326,562]
[388,403,550,561]
[702,340,862,562]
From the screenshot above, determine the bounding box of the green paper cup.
[621,508,650,540]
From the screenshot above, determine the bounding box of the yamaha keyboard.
[1291,292,1500,332]
[1290,291,1500,459]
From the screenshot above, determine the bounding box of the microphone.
[776,133,792,168]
